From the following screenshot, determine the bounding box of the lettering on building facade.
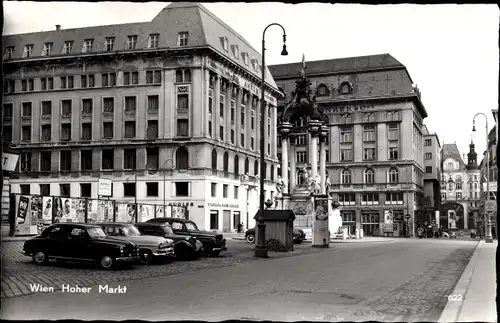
[207,203,240,209]
[323,104,375,113]
[206,58,277,106]
[166,202,194,207]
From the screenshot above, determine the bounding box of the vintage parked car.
[98,223,175,264]
[244,227,306,244]
[22,223,139,269]
[146,218,227,257]
[135,222,203,260]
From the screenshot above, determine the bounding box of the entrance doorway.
[222,210,231,233]
[233,211,241,231]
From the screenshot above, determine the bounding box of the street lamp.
[163,159,174,216]
[473,113,493,243]
[255,23,288,258]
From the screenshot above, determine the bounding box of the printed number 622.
[448,294,463,301]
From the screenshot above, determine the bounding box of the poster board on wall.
[14,195,38,235]
[116,203,128,223]
[98,200,114,222]
[384,210,394,233]
[139,204,155,222]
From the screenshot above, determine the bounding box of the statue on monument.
[310,174,321,195]
[276,175,286,197]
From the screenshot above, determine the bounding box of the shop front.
[206,202,245,233]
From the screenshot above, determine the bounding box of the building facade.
[269,54,428,237]
[440,142,481,230]
[1,2,282,232]
[422,125,441,224]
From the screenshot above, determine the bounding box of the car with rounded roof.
[22,223,139,269]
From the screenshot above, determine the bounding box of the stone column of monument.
[309,122,320,180]
[319,125,329,194]
[278,122,293,195]
[289,133,297,193]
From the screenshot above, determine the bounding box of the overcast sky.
[3,2,498,160]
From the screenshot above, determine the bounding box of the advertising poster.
[98,200,114,223]
[53,197,63,223]
[139,204,155,222]
[448,210,457,229]
[171,206,187,219]
[127,203,136,223]
[40,196,54,233]
[30,195,43,223]
[87,199,99,223]
[74,199,86,223]
[384,210,394,233]
[116,203,128,223]
[15,195,32,235]
[155,205,165,218]
[314,196,329,221]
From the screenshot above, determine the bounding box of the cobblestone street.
[0,238,326,299]
[1,238,477,321]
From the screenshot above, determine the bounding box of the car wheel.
[210,250,221,257]
[294,239,303,244]
[98,255,115,270]
[33,251,49,265]
[139,249,153,265]
[174,244,191,261]
[246,234,255,244]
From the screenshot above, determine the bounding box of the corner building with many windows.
[2,2,281,232]
[269,54,428,237]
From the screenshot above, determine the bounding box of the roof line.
[271,66,406,80]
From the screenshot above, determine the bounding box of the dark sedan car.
[244,227,306,244]
[135,222,203,260]
[146,218,227,257]
[98,223,175,264]
[22,223,139,269]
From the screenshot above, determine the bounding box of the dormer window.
[23,44,34,58]
[339,82,352,94]
[62,41,73,54]
[316,84,329,96]
[232,45,239,59]
[105,37,115,51]
[177,32,189,46]
[41,43,53,56]
[220,37,228,51]
[82,39,93,53]
[4,47,14,60]
[126,35,137,50]
[251,59,258,71]
[148,34,159,48]
[242,52,249,65]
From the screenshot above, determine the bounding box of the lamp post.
[473,113,493,243]
[163,159,174,216]
[255,23,288,258]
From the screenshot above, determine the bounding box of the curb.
[438,240,482,323]
[303,239,395,244]
[1,236,33,242]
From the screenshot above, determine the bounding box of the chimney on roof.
[56,25,61,31]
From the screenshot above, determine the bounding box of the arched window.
[244,158,249,174]
[317,84,329,96]
[469,182,473,190]
[184,70,191,82]
[175,70,183,83]
[363,113,375,123]
[254,160,259,175]
[234,155,240,175]
[271,165,275,181]
[175,147,189,170]
[341,169,351,184]
[389,167,399,183]
[474,183,478,189]
[223,152,229,173]
[297,169,304,186]
[339,82,351,94]
[211,149,217,170]
[365,168,375,184]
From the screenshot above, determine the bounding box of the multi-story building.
[440,142,481,229]
[1,2,282,232]
[478,109,497,235]
[269,54,427,237]
[422,125,441,223]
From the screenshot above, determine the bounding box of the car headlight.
[119,246,124,254]
[195,240,203,249]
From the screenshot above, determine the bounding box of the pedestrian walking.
[237,222,242,233]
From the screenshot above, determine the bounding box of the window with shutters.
[147,120,158,139]
[61,41,73,54]
[60,150,71,171]
[104,37,115,51]
[41,42,53,56]
[148,34,159,48]
[23,44,33,58]
[82,39,93,53]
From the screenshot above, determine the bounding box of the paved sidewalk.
[439,240,497,323]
